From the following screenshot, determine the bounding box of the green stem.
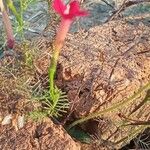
[6,0,22,27]
[68,82,150,129]
[49,48,59,99]
[19,0,24,35]
[48,18,72,97]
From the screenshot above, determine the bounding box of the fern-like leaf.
[28,109,48,121]
[48,87,69,117]
[35,87,69,118]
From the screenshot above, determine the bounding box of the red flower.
[52,0,88,19]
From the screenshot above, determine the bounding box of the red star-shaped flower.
[52,0,88,19]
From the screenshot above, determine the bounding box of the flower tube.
[49,0,88,97]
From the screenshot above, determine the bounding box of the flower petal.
[52,0,66,15]
[69,0,88,17]
[74,10,88,17]
[69,1,80,15]
[52,0,88,19]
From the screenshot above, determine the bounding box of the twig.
[101,0,115,9]
[105,0,150,22]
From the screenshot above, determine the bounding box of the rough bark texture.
[57,20,150,148]
[58,20,150,114]
[0,118,80,150]
[59,20,150,148]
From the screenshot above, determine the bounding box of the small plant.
[134,129,150,149]
[6,0,37,36]
[30,0,88,119]
[48,0,88,116]
[0,0,37,51]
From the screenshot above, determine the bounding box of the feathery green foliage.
[6,0,37,36]
[40,88,69,118]
[30,68,69,120]
[30,89,69,120]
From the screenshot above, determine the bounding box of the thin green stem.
[49,47,59,99]
[19,0,24,36]
[68,82,150,129]
[6,0,22,27]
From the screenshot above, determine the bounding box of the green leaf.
[68,127,92,144]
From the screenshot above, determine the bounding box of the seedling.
[30,0,88,119]
[48,0,88,117]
